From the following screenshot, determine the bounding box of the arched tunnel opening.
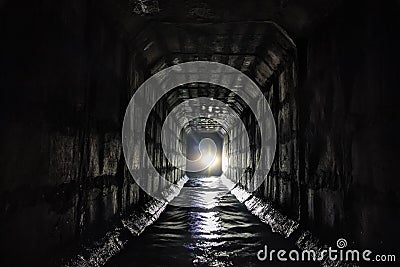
[1,0,400,266]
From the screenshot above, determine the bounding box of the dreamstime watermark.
[121,61,277,207]
[257,238,396,263]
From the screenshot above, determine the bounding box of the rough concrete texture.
[224,56,300,220]
[1,0,400,265]
[67,176,188,267]
[297,0,400,252]
[0,1,184,265]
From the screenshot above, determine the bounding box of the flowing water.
[106,176,316,267]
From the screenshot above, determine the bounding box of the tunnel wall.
[0,1,184,265]
[226,57,300,220]
[297,0,400,250]
[263,60,300,220]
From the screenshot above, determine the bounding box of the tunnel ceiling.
[186,117,226,134]
[136,22,295,133]
[162,84,248,134]
[101,0,342,38]
[97,0,336,134]
[138,21,296,85]
[166,84,246,116]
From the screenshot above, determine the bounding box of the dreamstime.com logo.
[122,61,277,207]
[257,238,396,263]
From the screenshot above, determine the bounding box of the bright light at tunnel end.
[186,137,219,172]
[121,61,277,207]
[201,153,220,170]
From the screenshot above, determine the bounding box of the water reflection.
[189,211,221,239]
[170,176,229,209]
[184,176,231,266]
[187,209,230,265]
[106,176,313,267]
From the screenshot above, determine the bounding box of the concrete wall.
[263,60,300,220]
[225,57,300,220]
[0,1,184,265]
[225,1,400,253]
[297,0,400,251]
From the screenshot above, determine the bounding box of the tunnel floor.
[105,177,317,267]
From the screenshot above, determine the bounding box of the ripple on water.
[106,176,317,267]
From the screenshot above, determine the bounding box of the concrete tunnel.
[0,0,400,266]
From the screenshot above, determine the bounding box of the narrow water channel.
[106,176,316,267]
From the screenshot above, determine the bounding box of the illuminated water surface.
[106,176,315,267]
